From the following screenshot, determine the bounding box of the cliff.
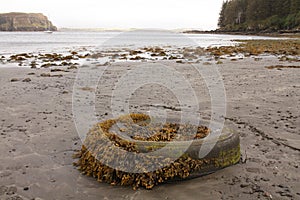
[0,12,57,31]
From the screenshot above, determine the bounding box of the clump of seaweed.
[266,65,300,69]
[5,52,86,68]
[207,40,300,58]
[74,113,240,190]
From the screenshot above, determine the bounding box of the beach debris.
[70,51,78,55]
[22,78,31,82]
[4,52,86,68]
[168,55,180,60]
[78,87,95,92]
[2,39,299,70]
[129,56,145,60]
[50,68,69,72]
[278,56,299,62]
[129,50,143,55]
[51,74,63,78]
[10,78,20,82]
[40,73,63,78]
[41,63,57,68]
[67,65,78,70]
[30,61,38,68]
[266,65,300,70]
[263,191,273,199]
[40,73,51,77]
[60,62,73,66]
[216,60,223,64]
[207,40,300,58]
[74,113,240,190]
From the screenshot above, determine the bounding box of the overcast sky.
[0,0,224,30]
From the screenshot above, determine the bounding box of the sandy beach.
[0,51,299,200]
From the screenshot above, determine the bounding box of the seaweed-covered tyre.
[134,125,240,180]
[74,114,240,189]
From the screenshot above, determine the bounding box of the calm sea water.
[0,31,277,55]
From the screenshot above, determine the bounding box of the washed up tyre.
[74,113,240,190]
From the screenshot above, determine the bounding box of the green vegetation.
[218,0,300,32]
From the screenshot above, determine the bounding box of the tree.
[290,0,300,14]
[218,1,228,28]
[217,0,300,31]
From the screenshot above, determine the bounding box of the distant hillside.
[0,12,57,31]
[58,28,131,32]
[218,0,300,33]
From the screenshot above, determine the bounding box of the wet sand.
[0,56,299,200]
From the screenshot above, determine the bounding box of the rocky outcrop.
[0,12,57,31]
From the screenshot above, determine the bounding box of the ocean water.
[0,30,278,55]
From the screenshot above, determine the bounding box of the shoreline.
[183,30,300,38]
[1,39,299,69]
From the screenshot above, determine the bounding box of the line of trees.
[218,0,300,32]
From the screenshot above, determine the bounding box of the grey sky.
[0,0,224,30]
